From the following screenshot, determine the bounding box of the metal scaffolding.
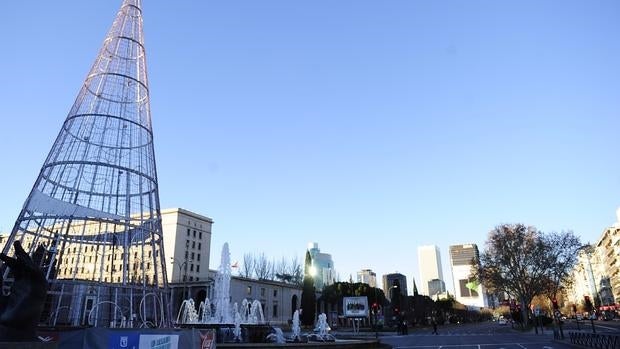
[2,0,170,328]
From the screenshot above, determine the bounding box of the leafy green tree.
[300,251,316,326]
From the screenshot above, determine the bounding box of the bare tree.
[289,255,303,286]
[238,252,304,284]
[254,252,272,280]
[475,223,550,327]
[541,231,581,301]
[240,252,255,278]
[275,256,288,276]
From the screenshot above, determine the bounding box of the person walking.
[431,318,438,335]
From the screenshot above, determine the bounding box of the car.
[498,317,508,325]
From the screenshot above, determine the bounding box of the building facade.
[308,242,336,290]
[568,209,620,309]
[382,273,408,301]
[595,219,619,304]
[449,244,488,308]
[161,208,213,284]
[357,269,377,287]
[428,278,446,298]
[418,245,444,296]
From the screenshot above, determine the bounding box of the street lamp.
[171,257,193,299]
[577,245,603,308]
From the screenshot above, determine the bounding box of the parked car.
[498,316,508,325]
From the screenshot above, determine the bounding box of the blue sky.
[1,1,619,293]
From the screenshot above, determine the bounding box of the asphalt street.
[373,320,620,349]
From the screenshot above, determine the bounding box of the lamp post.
[171,257,192,300]
[577,245,601,334]
[578,245,603,308]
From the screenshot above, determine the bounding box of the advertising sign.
[138,334,179,349]
[343,296,369,318]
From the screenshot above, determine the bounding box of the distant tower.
[382,273,408,301]
[418,245,444,296]
[357,269,377,287]
[2,0,169,327]
[307,242,335,290]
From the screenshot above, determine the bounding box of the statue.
[0,241,48,342]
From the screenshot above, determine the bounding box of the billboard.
[343,296,369,318]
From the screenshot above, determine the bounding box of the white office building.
[418,245,444,296]
[449,244,488,308]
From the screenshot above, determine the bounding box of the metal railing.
[569,331,620,349]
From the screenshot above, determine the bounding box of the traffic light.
[552,299,559,310]
[584,296,593,312]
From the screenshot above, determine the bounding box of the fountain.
[233,309,242,342]
[176,243,272,343]
[309,313,335,342]
[266,327,286,343]
[291,310,301,341]
[174,244,370,347]
[213,243,232,324]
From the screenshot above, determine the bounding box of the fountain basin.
[178,323,272,343]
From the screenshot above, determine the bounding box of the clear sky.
[1,1,619,294]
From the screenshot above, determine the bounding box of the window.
[273,304,278,317]
[191,252,195,259]
[199,232,202,239]
[193,230,196,238]
[186,240,189,248]
[273,290,277,297]
[185,251,188,259]
[198,243,201,250]
[187,228,190,236]
[459,279,479,297]
[192,241,196,249]
[190,264,194,271]
[190,276,194,281]
[196,265,200,272]
[197,254,201,261]
[246,286,252,295]
[261,288,266,297]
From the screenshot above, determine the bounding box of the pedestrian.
[432,318,438,335]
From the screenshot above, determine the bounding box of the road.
[559,318,620,334]
[374,320,620,349]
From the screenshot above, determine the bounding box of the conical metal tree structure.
[2,0,170,327]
